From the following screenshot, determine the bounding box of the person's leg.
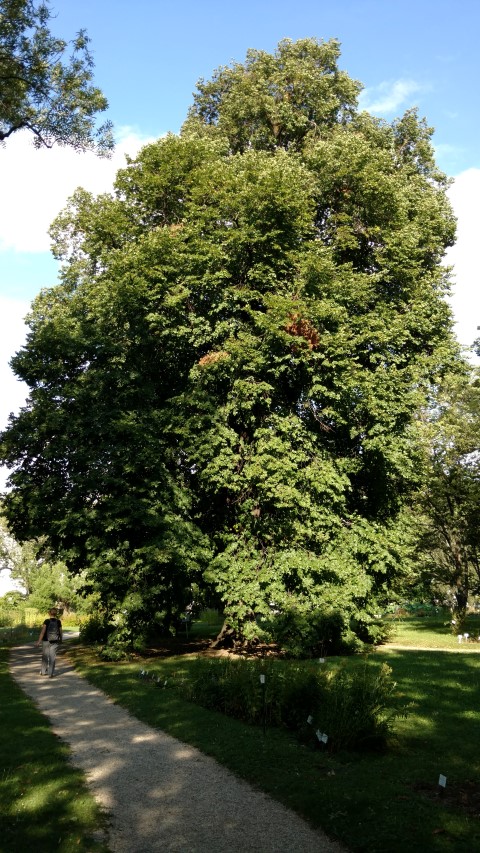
[48,642,58,676]
[41,641,49,674]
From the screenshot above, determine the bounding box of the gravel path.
[9,642,345,853]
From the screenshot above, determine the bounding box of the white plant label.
[260,674,266,684]
[438,774,447,788]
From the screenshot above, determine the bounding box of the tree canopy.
[0,38,463,651]
[0,0,112,152]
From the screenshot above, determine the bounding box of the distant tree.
[0,514,87,610]
[0,38,463,651]
[0,589,24,607]
[413,372,480,628]
[26,558,86,612]
[0,0,112,152]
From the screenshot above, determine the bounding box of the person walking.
[35,607,63,677]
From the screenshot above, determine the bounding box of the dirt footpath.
[10,642,345,853]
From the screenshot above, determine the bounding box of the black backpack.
[47,618,61,642]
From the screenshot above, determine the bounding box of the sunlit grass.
[6,610,480,852]
[386,613,480,649]
[67,640,480,853]
[0,646,109,853]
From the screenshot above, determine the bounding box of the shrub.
[99,643,130,662]
[264,607,360,657]
[99,623,142,660]
[177,656,400,751]
[0,607,16,628]
[79,615,112,645]
[317,662,398,751]
[350,617,392,646]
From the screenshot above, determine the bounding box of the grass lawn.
[0,638,109,853]
[66,626,480,853]
[386,612,480,650]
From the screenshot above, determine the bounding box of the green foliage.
[0,601,27,628]
[0,589,25,612]
[147,655,400,752]
[79,608,179,658]
[1,513,95,612]
[79,613,112,645]
[99,642,130,662]
[0,38,463,646]
[412,370,480,625]
[316,660,399,751]
[184,37,360,152]
[262,606,359,657]
[0,646,108,851]
[0,605,14,627]
[69,643,480,853]
[0,0,113,152]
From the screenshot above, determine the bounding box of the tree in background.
[0,513,88,611]
[0,0,112,152]
[1,515,38,595]
[0,39,462,652]
[412,371,480,629]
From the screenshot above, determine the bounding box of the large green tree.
[0,0,112,152]
[0,38,461,650]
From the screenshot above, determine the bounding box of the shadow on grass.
[0,648,108,853]
[69,643,480,853]
[376,648,480,765]
[389,614,480,635]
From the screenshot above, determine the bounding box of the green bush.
[0,607,16,628]
[318,662,399,750]
[99,643,130,661]
[80,613,154,658]
[264,607,360,657]
[177,656,400,751]
[60,612,83,629]
[99,624,138,660]
[350,616,392,645]
[79,615,112,645]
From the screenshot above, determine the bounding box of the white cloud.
[0,296,29,429]
[359,79,424,115]
[0,570,24,596]
[0,128,156,491]
[0,127,155,253]
[445,168,480,360]
[0,296,29,490]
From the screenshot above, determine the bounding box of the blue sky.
[1,0,479,481]
[52,0,479,175]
